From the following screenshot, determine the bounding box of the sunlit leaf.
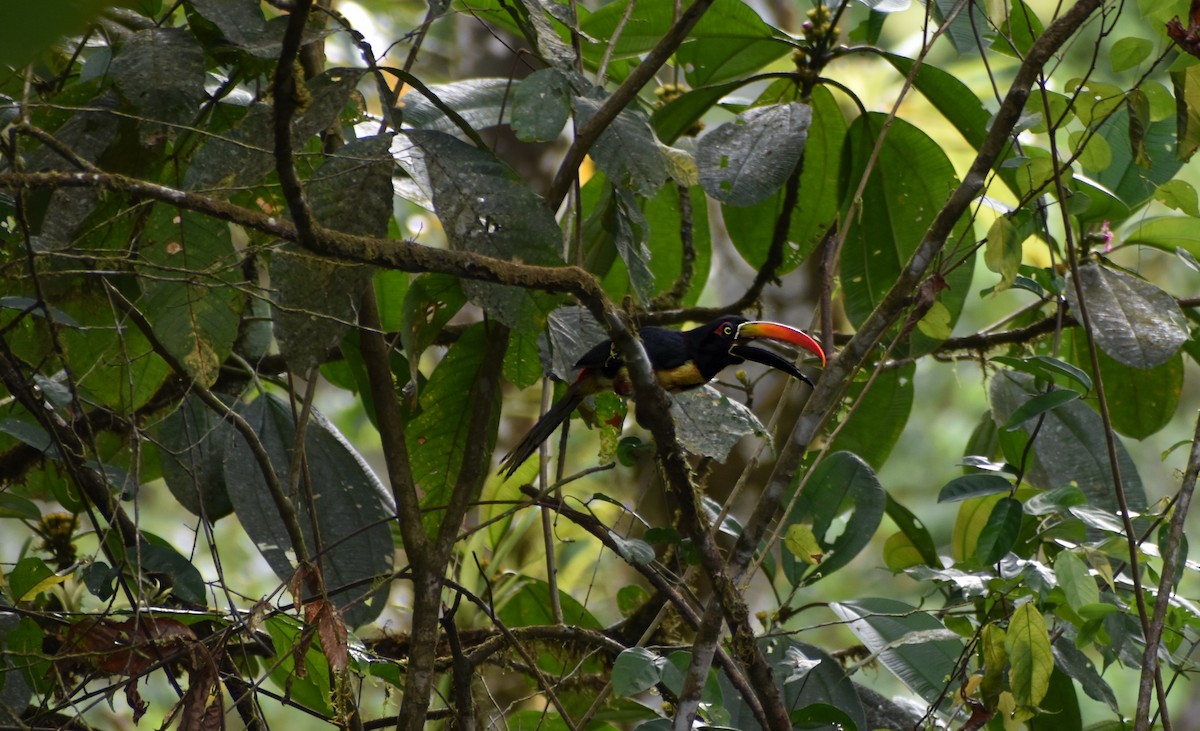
[1006,602,1052,708]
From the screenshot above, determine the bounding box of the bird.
[499,315,825,478]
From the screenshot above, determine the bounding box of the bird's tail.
[499,388,585,480]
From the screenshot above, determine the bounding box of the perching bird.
[499,315,825,478]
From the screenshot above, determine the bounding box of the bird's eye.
[722,324,733,336]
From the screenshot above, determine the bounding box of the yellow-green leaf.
[883,531,923,571]
[916,300,952,341]
[1005,602,1052,708]
[1054,550,1099,612]
[784,524,823,566]
[984,216,1021,291]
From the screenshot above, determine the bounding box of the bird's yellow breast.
[654,362,705,392]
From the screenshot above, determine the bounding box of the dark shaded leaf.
[612,647,665,697]
[975,496,1023,564]
[938,473,1012,503]
[1001,388,1080,431]
[886,494,942,568]
[698,103,811,206]
[988,371,1146,513]
[575,96,667,196]
[1065,331,1183,439]
[158,393,234,520]
[826,362,914,469]
[1053,634,1119,711]
[512,69,572,141]
[224,393,394,627]
[110,28,204,124]
[401,78,515,136]
[404,130,562,328]
[139,543,206,604]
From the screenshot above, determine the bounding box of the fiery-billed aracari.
[499,315,825,478]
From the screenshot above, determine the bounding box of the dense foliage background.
[2,0,1200,728]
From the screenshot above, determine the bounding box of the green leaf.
[886,494,941,568]
[110,27,205,124]
[1066,330,1183,439]
[985,216,1021,291]
[697,103,811,206]
[1154,179,1200,216]
[670,386,766,461]
[975,497,1023,564]
[502,329,542,389]
[498,577,603,630]
[225,393,395,627]
[512,69,572,141]
[574,97,667,197]
[406,130,563,327]
[783,452,886,586]
[408,324,502,535]
[937,473,1012,503]
[826,362,914,469]
[1001,388,1080,431]
[1123,215,1200,259]
[1111,37,1153,73]
[401,274,467,366]
[1052,636,1119,712]
[989,371,1147,514]
[612,647,665,696]
[0,493,41,521]
[643,183,712,306]
[139,542,206,604]
[1054,550,1099,612]
[990,355,1093,393]
[1090,106,1183,219]
[400,78,516,136]
[830,598,964,705]
[1172,64,1200,161]
[1005,602,1053,708]
[839,113,974,356]
[784,524,823,565]
[1064,262,1188,369]
[264,614,333,715]
[138,206,242,386]
[158,393,234,520]
[651,80,743,144]
[8,557,54,604]
[674,0,790,86]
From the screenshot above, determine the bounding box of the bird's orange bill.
[734,321,826,366]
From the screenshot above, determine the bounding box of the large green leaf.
[697,102,811,206]
[988,371,1146,513]
[782,452,886,586]
[224,393,394,627]
[157,393,234,520]
[839,113,974,355]
[1006,602,1053,708]
[1122,215,1200,259]
[1065,330,1183,439]
[725,85,844,274]
[643,183,712,306]
[1064,262,1188,369]
[830,597,964,705]
[138,206,242,386]
[825,362,914,470]
[407,323,503,535]
[1090,107,1183,220]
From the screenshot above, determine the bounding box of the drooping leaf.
[697,103,811,206]
[1065,330,1183,439]
[988,371,1147,513]
[990,355,1093,393]
[670,385,766,461]
[271,134,392,372]
[612,647,666,697]
[138,206,242,386]
[407,324,503,535]
[158,393,234,520]
[224,393,394,627]
[185,68,366,193]
[839,113,974,356]
[1064,262,1188,369]
[937,473,1012,503]
[830,597,964,705]
[974,496,1023,565]
[1001,388,1080,431]
[886,494,942,568]
[1006,602,1053,708]
[574,96,667,196]
[985,215,1021,291]
[783,452,886,586]
[1052,635,1119,712]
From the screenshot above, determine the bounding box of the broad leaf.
[938,473,1012,503]
[697,102,811,206]
[110,27,205,124]
[512,69,572,141]
[670,386,766,461]
[826,362,914,469]
[830,597,964,705]
[975,496,1023,565]
[224,393,394,627]
[1006,602,1052,708]
[783,452,886,586]
[575,96,667,196]
[1064,262,1188,369]
[158,393,234,520]
[989,371,1146,513]
[612,647,665,697]
[1065,330,1183,439]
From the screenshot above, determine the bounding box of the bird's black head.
[686,316,825,385]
